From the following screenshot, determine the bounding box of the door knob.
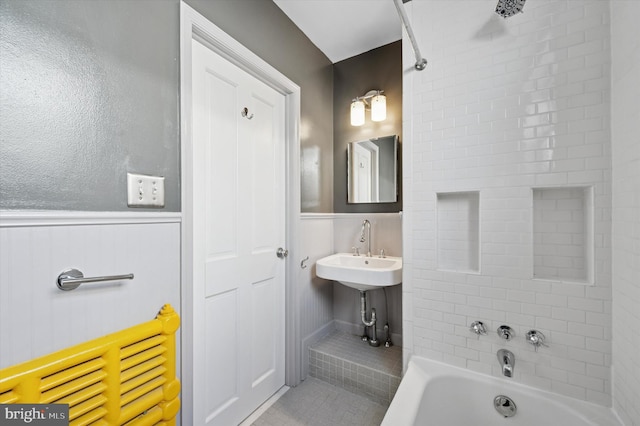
[277,248,289,259]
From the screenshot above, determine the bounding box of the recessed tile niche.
[436,192,480,273]
[533,187,594,284]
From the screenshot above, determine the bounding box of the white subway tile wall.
[437,192,480,272]
[532,186,592,282]
[611,1,640,425]
[402,0,612,406]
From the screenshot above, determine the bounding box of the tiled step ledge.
[309,347,400,405]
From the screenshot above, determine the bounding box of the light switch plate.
[127,173,165,208]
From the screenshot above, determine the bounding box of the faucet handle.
[352,246,360,256]
[497,325,515,340]
[525,330,547,352]
[469,321,487,338]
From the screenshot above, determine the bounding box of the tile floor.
[251,377,389,426]
[309,330,402,404]
[252,330,400,425]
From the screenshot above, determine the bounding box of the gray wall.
[0,0,180,211]
[0,0,334,212]
[333,41,402,213]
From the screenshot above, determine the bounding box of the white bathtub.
[382,356,621,426]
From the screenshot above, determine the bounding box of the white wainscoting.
[299,215,335,379]
[298,212,404,376]
[0,211,182,369]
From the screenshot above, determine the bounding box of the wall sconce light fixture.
[350,90,386,126]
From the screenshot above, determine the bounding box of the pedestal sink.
[315,253,402,291]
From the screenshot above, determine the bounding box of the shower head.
[495,0,526,18]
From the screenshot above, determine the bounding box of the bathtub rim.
[382,354,621,426]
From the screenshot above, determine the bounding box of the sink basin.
[316,253,402,291]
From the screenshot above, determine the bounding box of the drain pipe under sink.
[360,290,380,347]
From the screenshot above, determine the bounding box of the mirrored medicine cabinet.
[347,135,398,204]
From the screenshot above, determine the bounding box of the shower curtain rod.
[393,0,427,71]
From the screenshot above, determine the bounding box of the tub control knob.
[525,330,548,352]
[497,325,515,340]
[469,321,487,338]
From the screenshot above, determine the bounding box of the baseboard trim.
[0,210,182,227]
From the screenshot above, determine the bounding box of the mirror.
[347,135,398,203]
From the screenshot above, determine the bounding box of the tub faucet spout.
[503,363,512,377]
[497,349,515,377]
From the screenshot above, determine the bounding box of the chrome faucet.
[360,220,371,257]
[525,329,547,352]
[497,349,515,377]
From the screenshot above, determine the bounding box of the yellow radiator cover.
[0,304,180,426]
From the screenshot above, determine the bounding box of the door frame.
[179,3,302,424]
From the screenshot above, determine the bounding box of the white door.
[191,39,286,426]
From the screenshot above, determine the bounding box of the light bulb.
[371,94,386,122]
[350,100,365,126]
